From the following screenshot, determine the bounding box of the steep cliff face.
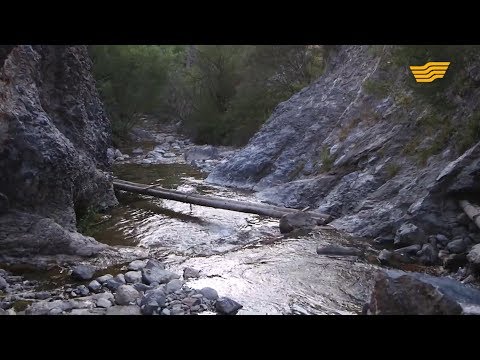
[208,45,480,240]
[0,45,117,257]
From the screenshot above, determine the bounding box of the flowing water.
[89,162,379,315]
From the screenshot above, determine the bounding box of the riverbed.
[90,160,378,315]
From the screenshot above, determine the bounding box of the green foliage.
[181,45,327,145]
[363,78,391,98]
[90,45,328,146]
[320,146,334,172]
[77,207,102,237]
[89,45,182,145]
[385,161,401,179]
[455,111,480,153]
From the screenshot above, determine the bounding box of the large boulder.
[279,212,317,234]
[394,223,426,248]
[114,285,140,306]
[467,244,480,270]
[0,45,117,258]
[367,270,480,315]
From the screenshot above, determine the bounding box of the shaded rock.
[185,145,219,162]
[133,283,150,293]
[377,249,393,265]
[394,223,426,247]
[105,278,123,291]
[183,267,201,279]
[88,280,102,292]
[183,297,201,307]
[161,308,170,316]
[200,287,219,301]
[468,233,480,244]
[0,46,118,258]
[106,305,141,315]
[373,237,394,246]
[316,244,362,256]
[128,260,147,271]
[452,226,468,238]
[114,285,140,306]
[444,253,468,271]
[96,298,112,308]
[96,274,113,284]
[457,213,470,226]
[142,267,179,285]
[75,285,90,297]
[165,279,183,294]
[394,244,421,255]
[0,193,9,214]
[144,259,165,270]
[114,149,123,159]
[215,297,243,315]
[447,239,468,254]
[467,244,480,269]
[416,244,438,265]
[279,212,317,234]
[140,288,166,315]
[124,271,142,284]
[436,234,450,246]
[71,264,96,281]
[368,270,480,314]
[114,274,126,284]
[0,276,7,290]
[132,148,143,155]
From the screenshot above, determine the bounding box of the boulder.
[165,279,183,294]
[140,288,167,315]
[71,265,96,281]
[447,238,468,254]
[124,271,142,284]
[416,243,438,265]
[467,244,480,269]
[183,267,201,279]
[96,274,113,284]
[199,287,219,301]
[279,212,317,234]
[394,223,426,247]
[367,270,480,315]
[215,297,243,315]
[88,280,102,292]
[114,285,141,306]
[142,267,179,285]
[128,260,147,271]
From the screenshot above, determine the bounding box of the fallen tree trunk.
[113,179,332,224]
[459,199,480,230]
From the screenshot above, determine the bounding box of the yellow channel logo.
[409,62,451,83]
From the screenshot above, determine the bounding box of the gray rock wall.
[208,45,480,240]
[0,45,117,257]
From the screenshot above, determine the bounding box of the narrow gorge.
[1,45,480,315]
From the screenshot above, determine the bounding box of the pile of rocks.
[376,221,480,279]
[0,259,243,316]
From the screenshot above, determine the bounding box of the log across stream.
[113,178,333,224]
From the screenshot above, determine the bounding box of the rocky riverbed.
[0,259,241,315]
